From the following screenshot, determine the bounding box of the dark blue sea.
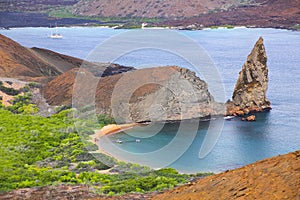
[1,27,299,173]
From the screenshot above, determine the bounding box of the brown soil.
[0,78,27,106]
[152,150,300,200]
[0,34,86,81]
[42,66,181,113]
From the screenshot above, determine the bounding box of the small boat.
[49,33,63,39]
[116,139,123,144]
[224,116,235,120]
[141,22,147,29]
[49,23,63,39]
[135,139,140,143]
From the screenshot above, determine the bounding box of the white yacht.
[49,24,63,39]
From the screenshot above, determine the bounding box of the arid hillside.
[0,34,87,81]
[0,0,298,29]
[152,150,300,200]
[71,0,251,19]
[161,0,300,29]
[0,0,78,12]
[0,34,127,82]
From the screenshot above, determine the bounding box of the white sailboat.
[49,23,63,39]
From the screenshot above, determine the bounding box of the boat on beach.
[116,139,123,144]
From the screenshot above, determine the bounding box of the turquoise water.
[1,27,299,173]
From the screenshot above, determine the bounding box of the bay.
[1,27,299,173]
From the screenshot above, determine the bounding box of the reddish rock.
[226,37,271,117]
[246,115,256,121]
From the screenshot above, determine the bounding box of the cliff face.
[97,66,224,123]
[227,37,271,116]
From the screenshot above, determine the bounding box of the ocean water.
[1,27,299,173]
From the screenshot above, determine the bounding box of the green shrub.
[17,104,39,115]
[28,82,41,88]
[0,109,208,193]
[97,114,115,127]
[0,85,20,96]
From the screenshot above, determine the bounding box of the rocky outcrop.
[103,66,225,123]
[152,150,300,200]
[44,66,225,123]
[227,37,271,116]
[241,115,256,121]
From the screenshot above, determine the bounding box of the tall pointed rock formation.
[227,37,271,116]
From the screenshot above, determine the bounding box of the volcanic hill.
[0,34,85,81]
[151,150,300,200]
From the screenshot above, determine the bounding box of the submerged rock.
[241,115,256,121]
[227,37,271,116]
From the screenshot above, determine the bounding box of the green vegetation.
[115,23,143,29]
[97,114,115,128]
[223,24,235,29]
[0,81,212,195]
[0,81,20,96]
[6,92,38,115]
[47,7,162,25]
[293,24,300,30]
[28,82,42,89]
[0,106,212,195]
[210,24,235,29]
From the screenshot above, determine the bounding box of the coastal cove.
[1,27,299,173]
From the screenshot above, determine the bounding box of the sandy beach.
[90,123,141,161]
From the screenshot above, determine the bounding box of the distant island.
[0,0,299,30]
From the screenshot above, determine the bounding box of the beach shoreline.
[90,123,141,162]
